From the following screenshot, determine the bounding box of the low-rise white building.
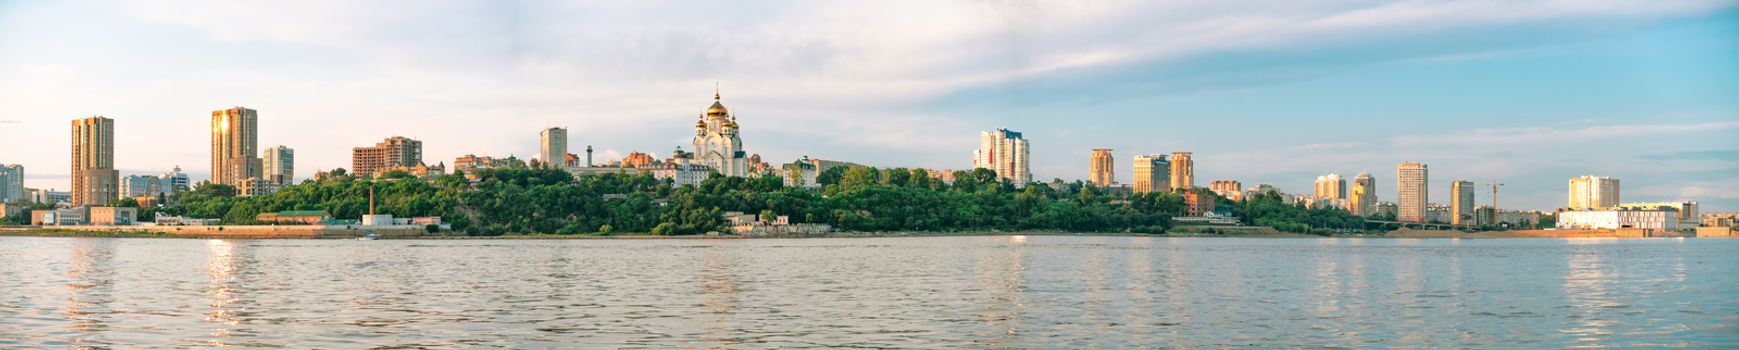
[154,212,217,226]
[1495,209,1544,228]
[640,163,713,187]
[1241,184,1280,201]
[1557,208,1679,230]
[1618,201,1699,228]
[1425,204,1449,223]
[781,156,864,189]
[30,188,70,205]
[640,148,714,187]
[722,211,831,236]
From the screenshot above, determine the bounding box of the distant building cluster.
[1551,176,1698,232]
[1203,160,1570,231]
[3,84,1722,237]
[1073,149,1194,197]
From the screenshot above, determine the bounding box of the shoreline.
[0,229,1168,240]
[1,227,1716,240]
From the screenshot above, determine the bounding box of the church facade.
[693,89,750,177]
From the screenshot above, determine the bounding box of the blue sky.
[1,1,1735,212]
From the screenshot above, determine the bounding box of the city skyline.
[2,2,1736,211]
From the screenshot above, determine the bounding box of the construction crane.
[1490,179,1505,227]
[1489,179,1504,209]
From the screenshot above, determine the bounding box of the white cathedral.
[692,89,751,177]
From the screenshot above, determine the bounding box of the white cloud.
[1388,121,1739,147]
[115,0,1737,108]
[1679,180,1739,200]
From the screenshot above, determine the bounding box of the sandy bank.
[1385,228,1691,239]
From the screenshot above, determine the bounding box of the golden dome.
[706,101,727,116]
[694,115,706,128]
[705,86,728,116]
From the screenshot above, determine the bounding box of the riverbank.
[0,227,1160,240]
[3,226,1723,239]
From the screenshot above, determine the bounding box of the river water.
[1,236,1734,348]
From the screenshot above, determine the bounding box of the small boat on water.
[357,231,381,240]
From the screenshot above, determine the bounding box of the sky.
[1,0,1736,212]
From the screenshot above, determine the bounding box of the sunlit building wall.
[262,145,294,184]
[352,136,423,178]
[1567,175,1620,210]
[1169,152,1194,190]
[973,129,1030,186]
[1451,180,1475,226]
[72,116,117,207]
[211,107,260,187]
[1350,171,1376,216]
[1315,173,1346,200]
[1557,209,1677,230]
[1132,154,1169,194]
[1396,162,1428,223]
[540,127,568,169]
[1089,148,1114,187]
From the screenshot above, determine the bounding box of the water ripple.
[0,236,1735,348]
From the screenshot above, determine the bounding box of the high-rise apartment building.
[973,129,1030,186]
[1170,152,1194,191]
[211,107,261,186]
[1567,175,1620,210]
[1396,162,1428,223]
[1089,148,1114,187]
[1132,154,1170,194]
[352,136,424,177]
[1314,173,1346,199]
[0,164,22,203]
[540,127,568,169]
[1451,180,1475,226]
[1350,171,1376,216]
[72,116,118,207]
[263,145,294,184]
